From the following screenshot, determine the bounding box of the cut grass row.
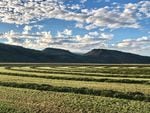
[1,86,150,113]
[32,66,150,75]
[31,66,150,75]
[0,81,149,102]
[0,75,149,95]
[0,71,150,85]
[2,67,150,81]
[6,67,150,79]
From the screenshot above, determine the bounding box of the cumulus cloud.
[88,31,99,36]
[68,4,81,10]
[33,25,44,30]
[0,30,54,49]
[115,36,150,49]
[57,29,72,37]
[80,1,149,30]
[0,29,113,51]
[0,0,149,29]
[85,7,140,29]
[138,1,150,18]
[0,0,86,24]
[23,25,33,34]
[111,36,150,56]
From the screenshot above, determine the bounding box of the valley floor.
[0,64,150,113]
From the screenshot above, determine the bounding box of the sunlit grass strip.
[32,66,150,75]
[0,72,149,85]
[6,67,150,79]
[0,82,149,102]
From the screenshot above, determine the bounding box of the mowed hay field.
[0,64,150,113]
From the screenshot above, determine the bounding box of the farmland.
[0,64,150,113]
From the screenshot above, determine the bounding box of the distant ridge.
[84,49,150,63]
[0,43,150,63]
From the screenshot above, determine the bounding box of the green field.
[0,64,150,113]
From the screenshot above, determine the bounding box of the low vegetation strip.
[5,67,150,79]
[0,81,149,102]
[94,68,150,75]
[0,72,149,85]
[32,66,150,75]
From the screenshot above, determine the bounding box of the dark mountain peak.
[42,47,83,62]
[0,43,39,52]
[85,49,111,57]
[43,48,73,56]
[0,43,51,62]
[85,48,140,57]
[84,48,150,63]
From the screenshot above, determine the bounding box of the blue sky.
[0,0,149,56]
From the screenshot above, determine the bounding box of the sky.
[0,0,149,56]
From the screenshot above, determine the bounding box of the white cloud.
[100,33,114,40]
[0,29,113,52]
[69,4,81,10]
[85,24,98,30]
[81,9,89,13]
[86,7,140,29]
[115,36,150,49]
[63,29,72,36]
[23,25,33,34]
[75,32,113,46]
[75,23,98,31]
[138,1,150,18]
[33,25,44,30]
[0,0,149,30]
[89,31,99,36]
[0,30,52,49]
[57,29,72,37]
[111,36,150,56]
[75,23,84,29]
[76,1,150,30]
[0,0,86,24]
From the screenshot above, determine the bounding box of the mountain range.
[0,43,150,64]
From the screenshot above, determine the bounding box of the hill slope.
[42,48,84,62]
[0,43,150,63]
[0,43,50,62]
[85,49,150,63]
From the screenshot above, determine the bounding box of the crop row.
[5,67,150,79]
[31,66,150,75]
[0,81,149,102]
[0,71,149,85]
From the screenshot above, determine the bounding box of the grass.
[0,71,150,85]
[0,81,149,101]
[1,66,150,81]
[7,66,150,78]
[0,86,150,113]
[32,66,150,75]
[0,64,150,113]
[0,75,150,94]
[0,103,20,113]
